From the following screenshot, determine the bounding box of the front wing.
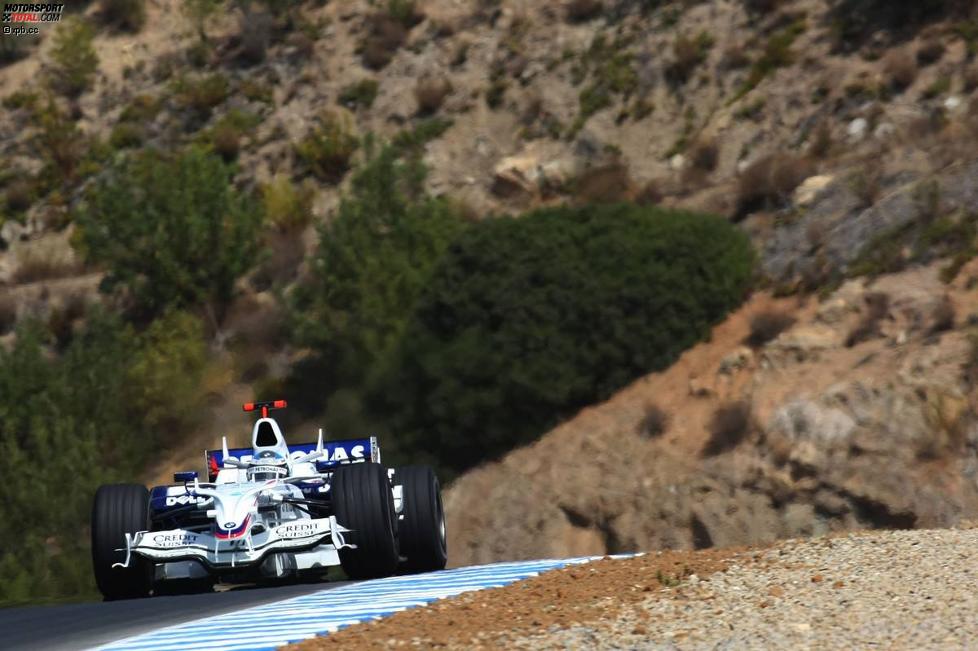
[115,516,353,570]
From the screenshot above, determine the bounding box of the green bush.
[47,17,99,97]
[0,310,207,606]
[571,34,637,133]
[119,93,161,122]
[183,0,222,41]
[339,79,380,110]
[171,73,230,117]
[290,142,467,398]
[734,19,805,100]
[262,174,316,232]
[829,0,962,49]
[127,310,208,431]
[294,111,359,183]
[75,146,262,318]
[374,204,754,476]
[196,109,261,161]
[109,121,144,149]
[30,96,92,189]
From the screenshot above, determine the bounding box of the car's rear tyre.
[395,465,448,573]
[91,484,154,600]
[331,462,399,579]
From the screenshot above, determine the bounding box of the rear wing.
[205,436,380,481]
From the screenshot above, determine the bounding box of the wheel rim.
[435,485,447,553]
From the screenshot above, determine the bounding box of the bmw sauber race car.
[91,400,447,600]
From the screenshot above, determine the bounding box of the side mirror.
[174,471,198,482]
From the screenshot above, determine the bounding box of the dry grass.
[736,153,814,217]
[964,331,978,388]
[720,43,750,70]
[883,48,918,91]
[845,291,890,347]
[808,121,833,159]
[744,310,796,348]
[638,403,669,438]
[928,295,955,334]
[238,8,272,65]
[667,31,712,85]
[689,137,719,173]
[702,400,753,457]
[11,233,81,284]
[634,180,664,206]
[850,160,883,209]
[3,178,34,212]
[361,15,408,70]
[414,77,452,115]
[565,0,603,22]
[574,162,632,204]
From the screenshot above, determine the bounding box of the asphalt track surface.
[1,580,354,651]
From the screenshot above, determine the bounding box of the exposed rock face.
[445,262,978,565]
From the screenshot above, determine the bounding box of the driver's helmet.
[247,450,289,482]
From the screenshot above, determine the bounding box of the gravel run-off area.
[288,526,978,650]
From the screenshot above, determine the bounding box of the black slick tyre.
[394,465,447,573]
[331,462,399,579]
[91,484,154,600]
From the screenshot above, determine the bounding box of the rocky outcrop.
[445,262,978,565]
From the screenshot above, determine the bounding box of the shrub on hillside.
[666,31,714,86]
[360,1,422,70]
[171,73,230,118]
[745,310,796,348]
[374,204,755,476]
[47,18,98,97]
[262,174,315,232]
[845,292,890,347]
[829,0,965,50]
[702,400,753,457]
[736,153,813,217]
[0,310,208,605]
[75,146,262,319]
[414,77,452,115]
[638,403,670,438]
[290,142,468,398]
[566,0,604,22]
[30,96,91,188]
[294,111,359,183]
[883,48,918,91]
[100,0,146,31]
[573,162,632,204]
[339,79,380,110]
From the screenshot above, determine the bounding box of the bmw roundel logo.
[224,521,236,529]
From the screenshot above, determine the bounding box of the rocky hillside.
[2,0,978,584]
[447,260,978,564]
[5,0,978,305]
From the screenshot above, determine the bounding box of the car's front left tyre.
[91,484,154,600]
[331,462,400,579]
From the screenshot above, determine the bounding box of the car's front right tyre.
[91,484,154,600]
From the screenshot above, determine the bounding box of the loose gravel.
[289,527,978,650]
[512,527,978,650]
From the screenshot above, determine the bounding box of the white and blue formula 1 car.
[91,400,447,600]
